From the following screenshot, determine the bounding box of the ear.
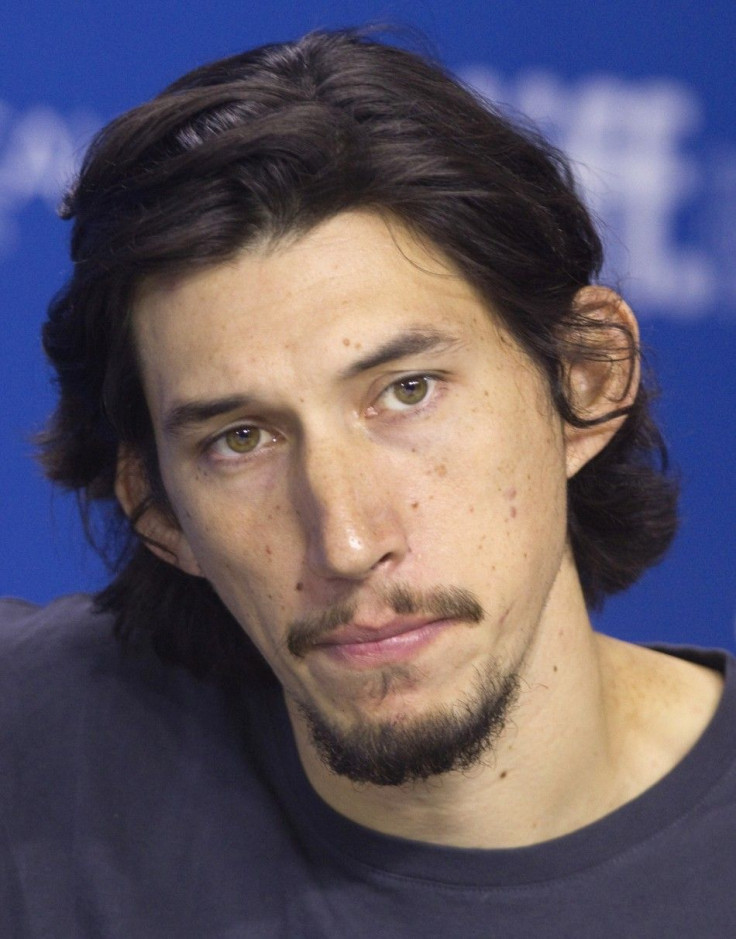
[114,448,203,577]
[563,286,640,479]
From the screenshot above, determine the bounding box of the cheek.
[195,508,298,585]
[409,405,567,566]
[432,396,564,507]
[163,468,301,613]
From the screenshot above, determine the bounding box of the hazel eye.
[210,425,271,459]
[224,426,262,453]
[395,377,429,404]
[386,376,432,409]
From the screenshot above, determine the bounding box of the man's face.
[132,212,573,780]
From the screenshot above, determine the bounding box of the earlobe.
[114,448,203,577]
[563,287,640,479]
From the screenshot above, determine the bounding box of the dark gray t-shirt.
[2,593,735,937]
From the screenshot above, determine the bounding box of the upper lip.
[315,616,442,647]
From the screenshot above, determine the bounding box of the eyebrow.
[163,394,255,438]
[339,327,462,379]
[162,327,462,438]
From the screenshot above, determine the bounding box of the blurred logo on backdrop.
[0,102,98,254]
[2,71,735,318]
[460,67,736,318]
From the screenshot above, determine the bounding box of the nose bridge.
[294,427,405,580]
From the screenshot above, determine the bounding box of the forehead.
[132,211,526,409]
[135,212,477,329]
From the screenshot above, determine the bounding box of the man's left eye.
[383,376,433,410]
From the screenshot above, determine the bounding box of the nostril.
[372,551,395,569]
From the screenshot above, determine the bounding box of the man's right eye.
[208,425,275,460]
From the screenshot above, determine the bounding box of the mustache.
[286,584,484,658]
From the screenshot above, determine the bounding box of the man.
[2,29,734,936]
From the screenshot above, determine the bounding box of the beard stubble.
[287,584,520,786]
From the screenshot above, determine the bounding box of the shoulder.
[0,592,230,750]
[602,635,730,710]
[0,593,118,692]
[0,594,251,828]
[602,637,732,793]
[0,592,113,654]
[620,640,729,713]
[648,643,732,751]
[0,596,289,931]
[0,593,146,707]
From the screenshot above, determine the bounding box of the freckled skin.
[125,221,720,850]
[131,212,632,813]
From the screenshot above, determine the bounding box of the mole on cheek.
[295,581,304,591]
[504,487,518,518]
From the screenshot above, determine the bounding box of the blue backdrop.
[2,1,734,650]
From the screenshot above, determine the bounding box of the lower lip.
[316,620,453,667]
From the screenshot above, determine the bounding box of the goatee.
[297,664,520,786]
[287,583,519,786]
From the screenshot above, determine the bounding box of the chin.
[297,664,520,786]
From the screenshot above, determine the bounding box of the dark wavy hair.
[39,29,678,682]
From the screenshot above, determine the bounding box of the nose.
[293,436,408,582]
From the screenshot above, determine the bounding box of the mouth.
[313,617,456,667]
[287,585,484,667]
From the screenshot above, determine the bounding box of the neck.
[285,562,723,849]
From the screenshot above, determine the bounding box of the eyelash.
[204,372,443,464]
